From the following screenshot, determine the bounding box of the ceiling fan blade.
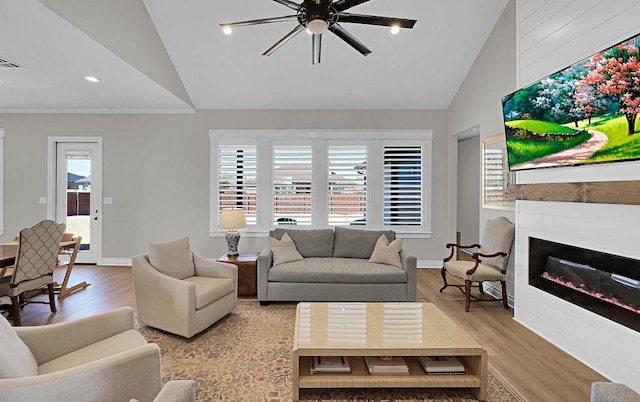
[220,15,298,28]
[328,23,371,56]
[273,0,300,11]
[263,24,306,56]
[337,13,417,29]
[312,34,322,64]
[332,0,370,12]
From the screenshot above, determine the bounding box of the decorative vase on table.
[218,209,246,256]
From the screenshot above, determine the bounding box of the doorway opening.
[48,138,102,264]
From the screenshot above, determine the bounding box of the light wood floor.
[8,265,607,401]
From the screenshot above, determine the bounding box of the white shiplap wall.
[519,0,640,88]
[515,0,640,392]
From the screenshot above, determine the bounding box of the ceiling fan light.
[390,26,400,35]
[222,26,233,35]
[307,19,328,34]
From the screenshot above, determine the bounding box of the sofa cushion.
[0,313,38,378]
[184,276,234,309]
[369,235,403,268]
[273,229,334,258]
[333,227,396,259]
[38,329,148,374]
[444,260,506,282]
[269,233,304,266]
[148,237,195,280]
[268,258,407,283]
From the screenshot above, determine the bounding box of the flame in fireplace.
[541,272,640,314]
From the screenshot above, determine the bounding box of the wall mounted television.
[501,32,640,171]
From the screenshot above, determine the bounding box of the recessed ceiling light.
[222,26,232,35]
[390,26,400,35]
[84,76,101,83]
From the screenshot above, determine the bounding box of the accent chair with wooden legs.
[440,217,515,312]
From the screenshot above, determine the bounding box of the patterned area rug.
[138,301,525,402]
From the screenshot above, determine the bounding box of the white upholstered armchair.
[0,307,162,402]
[132,237,238,338]
[0,307,196,402]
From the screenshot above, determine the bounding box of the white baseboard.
[417,259,442,269]
[99,257,132,266]
[483,283,515,308]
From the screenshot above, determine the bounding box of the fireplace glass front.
[529,237,640,332]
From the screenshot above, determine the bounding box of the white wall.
[0,109,448,264]
[456,136,480,245]
[514,0,640,391]
[446,0,517,297]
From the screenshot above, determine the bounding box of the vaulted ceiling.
[0,0,508,113]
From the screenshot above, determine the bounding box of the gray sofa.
[257,227,417,304]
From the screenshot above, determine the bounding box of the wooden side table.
[217,252,259,298]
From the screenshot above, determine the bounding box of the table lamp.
[218,208,246,256]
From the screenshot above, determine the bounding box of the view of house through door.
[53,141,101,264]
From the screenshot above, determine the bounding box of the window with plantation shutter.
[273,146,312,226]
[211,130,431,237]
[218,145,257,225]
[482,134,514,209]
[383,145,422,226]
[328,146,367,226]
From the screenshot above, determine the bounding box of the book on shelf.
[418,356,465,374]
[310,356,351,374]
[364,356,409,375]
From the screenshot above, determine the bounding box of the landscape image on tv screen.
[502,32,640,171]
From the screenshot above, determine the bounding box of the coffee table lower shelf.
[293,354,487,401]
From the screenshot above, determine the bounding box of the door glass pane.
[66,151,91,251]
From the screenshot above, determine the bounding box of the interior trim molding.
[99,258,132,266]
[507,180,640,205]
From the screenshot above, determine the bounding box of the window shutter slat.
[384,146,422,226]
[218,146,257,224]
[328,146,367,226]
[273,146,312,226]
[484,148,507,203]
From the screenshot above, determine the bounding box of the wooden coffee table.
[292,302,487,401]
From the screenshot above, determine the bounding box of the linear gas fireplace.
[529,237,640,332]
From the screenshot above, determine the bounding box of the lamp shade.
[218,209,246,229]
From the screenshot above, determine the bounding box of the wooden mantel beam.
[506,180,640,205]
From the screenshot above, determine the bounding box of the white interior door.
[54,141,101,264]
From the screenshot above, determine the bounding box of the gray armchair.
[591,382,640,402]
[132,237,238,338]
[0,307,162,402]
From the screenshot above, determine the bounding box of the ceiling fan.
[220,0,417,64]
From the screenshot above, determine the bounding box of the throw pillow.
[148,237,195,280]
[0,314,38,378]
[368,234,403,268]
[269,233,304,266]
